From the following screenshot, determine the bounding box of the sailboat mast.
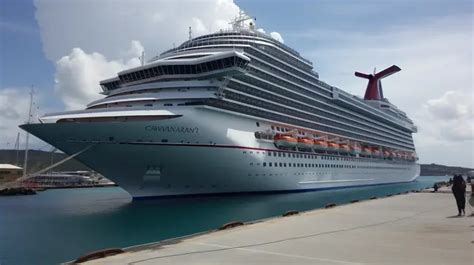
[23,89,34,177]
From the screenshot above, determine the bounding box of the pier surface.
[84,191,472,265]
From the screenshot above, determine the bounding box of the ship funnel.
[355,65,401,100]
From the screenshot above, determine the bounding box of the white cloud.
[425,90,472,121]
[54,42,142,110]
[34,0,242,62]
[33,0,250,109]
[0,88,51,149]
[422,90,473,142]
[270,32,284,43]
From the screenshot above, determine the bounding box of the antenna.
[23,87,34,177]
[229,10,256,31]
[14,132,20,166]
[188,26,193,40]
[140,51,145,66]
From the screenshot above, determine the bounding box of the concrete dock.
[83,191,472,265]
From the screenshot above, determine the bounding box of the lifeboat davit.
[361,147,372,156]
[383,150,391,158]
[297,137,314,149]
[274,134,297,148]
[327,142,339,152]
[372,148,382,157]
[350,144,361,155]
[313,139,328,151]
[339,143,350,153]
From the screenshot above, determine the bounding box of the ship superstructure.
[22,13,419,198]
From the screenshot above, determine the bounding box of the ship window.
[164,103,173,106]
[269,162,272,167]
[278,152,281,157]
[289,163,292,167]
[144,104,153,107]
[184,65,191,74]
[256,122,260,127]
[279,162,283,167]
[212,61,219,70]
[263,162,266,167]
[293,163,296,167]
[268,152,271,157]
[284,163,287,167]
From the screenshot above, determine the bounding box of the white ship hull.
[22,106,420,199]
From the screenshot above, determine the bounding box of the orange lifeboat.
[383,150,391,158]
[339,143,350,153]
[297,137,314,149]
[372,147,382,157]
[327,142,339,152]
[274,134,297,148]
[313,139,328,151]
[361,146,372,156]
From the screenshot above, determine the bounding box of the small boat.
[297,137,314,149]
[383,150,391,158]
[372,148,382,157]
[327,142,339,152]
[274,134,297,148]
[361,147,372,156]
[339,143,350,153]
[313,139,328,151]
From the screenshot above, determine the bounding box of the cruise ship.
[21,14,420,199]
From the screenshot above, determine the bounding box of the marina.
[0,176,455,265]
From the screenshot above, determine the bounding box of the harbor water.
[0,176,448,265]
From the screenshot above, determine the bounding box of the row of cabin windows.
[229,76,413,143]
[244,48,325,93]
[215,95,413,150]
[234,68,412,138]
[118,56,249,84]
[242,150,410,165]
[223,90,414,149]
[253,162,408,170]
[248,55,332,98]
[228,80,412,143]
[246,66,414,142]
[208,100,405,151]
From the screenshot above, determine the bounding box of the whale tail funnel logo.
[355,65,401,100]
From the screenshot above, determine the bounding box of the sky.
[0,0,472,167]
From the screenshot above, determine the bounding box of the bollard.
[74,248,124,263]
[282,210,299,217]
[219,221,244,230]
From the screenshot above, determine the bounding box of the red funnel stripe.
[355,65,401,100]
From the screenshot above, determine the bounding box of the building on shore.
[0,164,23,185]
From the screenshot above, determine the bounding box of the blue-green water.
[0,176,448,265]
